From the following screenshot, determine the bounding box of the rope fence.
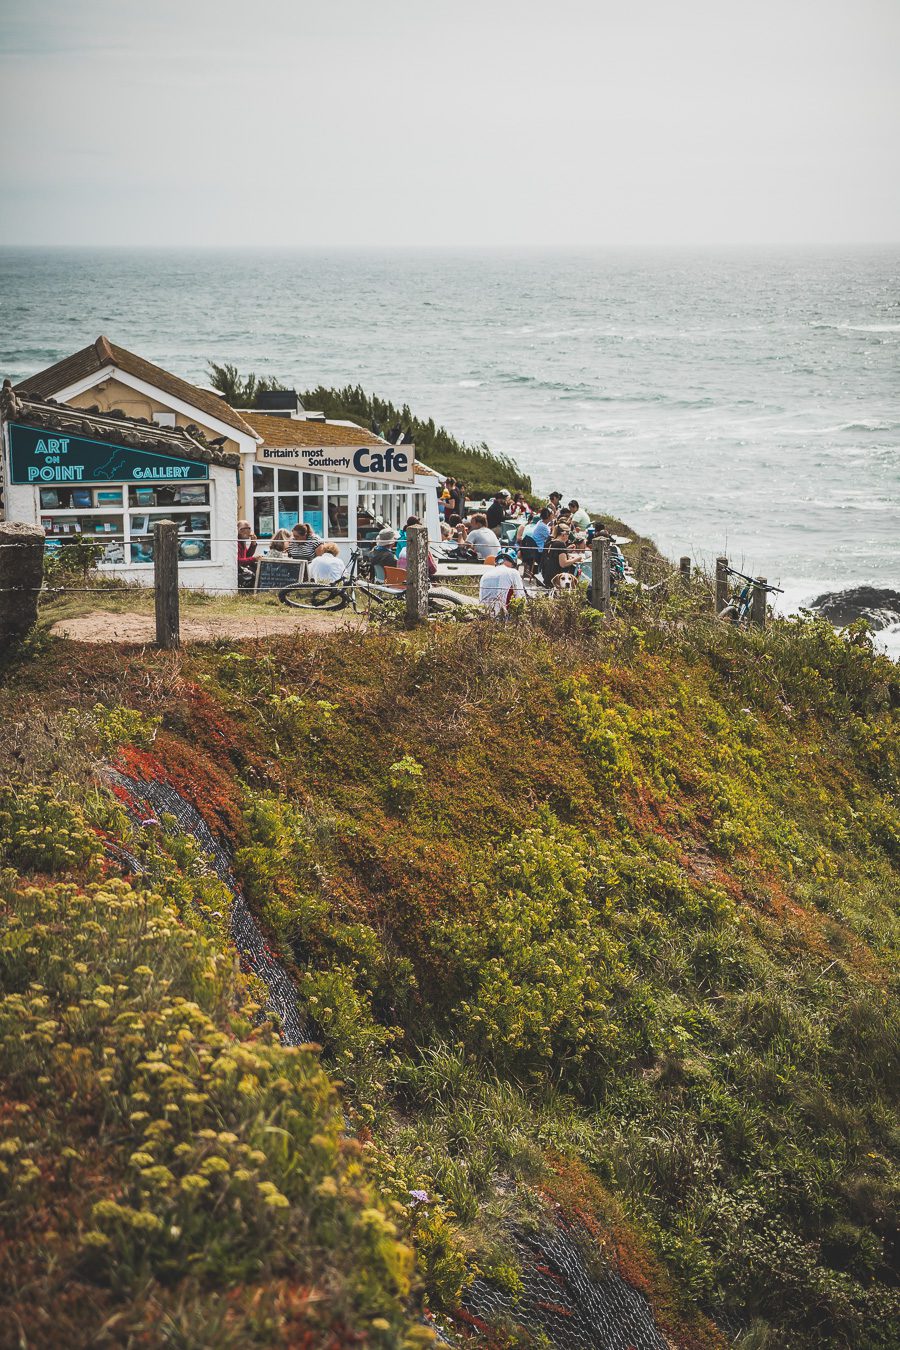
[0,519,771,650]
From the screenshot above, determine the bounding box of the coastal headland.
[1,569,898,1349]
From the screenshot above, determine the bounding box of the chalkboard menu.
[254,557,307,591]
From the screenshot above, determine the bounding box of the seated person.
[397,540,438,578]
[369,528,399,571]
[541,524,577,587]
[479,549,526,616]
[237,520,257,589]
[465,512,501,560]
[268,528,292,555]
[287,521,321,561]
[519,507,552,579]
[568,499,592,530]
[308,541,346,584]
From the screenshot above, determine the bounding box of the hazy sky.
[2,0,898,246]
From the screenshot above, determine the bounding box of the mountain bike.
[719,567,783,623]
[277,549,472,614]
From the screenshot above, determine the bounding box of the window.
[152,411,177,428]
[253,466,350,540]
[39,481,212,565]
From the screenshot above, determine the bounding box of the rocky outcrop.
[811,586,900,632]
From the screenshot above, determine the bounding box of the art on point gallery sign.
[6,422,209,485]
[256,441,414,485]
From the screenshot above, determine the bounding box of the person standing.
[485,491,509,531]
[451,480,467,519]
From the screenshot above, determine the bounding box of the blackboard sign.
[254,557,308,591]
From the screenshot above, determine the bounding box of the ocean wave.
[812,322,900,334]
[839,420,899,433]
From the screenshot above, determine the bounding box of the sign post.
[154,520,180,649]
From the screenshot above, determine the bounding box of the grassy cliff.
[0,590,898,1348]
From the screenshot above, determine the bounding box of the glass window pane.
[277,496,300,531]
[303,473,323,492]
[130,538,155,564]
[254,494,276,537]
[253,465,275,493]
[179,538,211,562]
[302,495,324,535]
[327,494,349,537]
[278,469,299,492]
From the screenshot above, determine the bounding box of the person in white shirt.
[568,500,592,530]
[479,550,527,616]
[308,542,346,584]
[465,512,502,560]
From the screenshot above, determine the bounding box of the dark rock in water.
[812,586,900,632]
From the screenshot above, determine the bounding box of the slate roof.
[14,336,256,440]
[0,382,240,469]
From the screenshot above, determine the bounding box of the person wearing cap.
[369,528,399,573]
[479,549,526,617]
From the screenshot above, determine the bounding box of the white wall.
[3,461,239,594]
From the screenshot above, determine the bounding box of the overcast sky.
[2,0,898,247]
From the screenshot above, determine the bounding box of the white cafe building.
[0,337,441,589]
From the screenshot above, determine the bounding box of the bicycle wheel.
[278,584,347,611]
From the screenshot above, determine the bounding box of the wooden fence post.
[405,523,429,627]
[153,519,180,649]
[751,577,768,629]
[0,522,45,647]
[679,555,691,591]
[715,556,729,614]
[590,536,611,612]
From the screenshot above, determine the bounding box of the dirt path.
[49,608,364,644]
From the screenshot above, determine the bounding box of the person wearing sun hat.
[369,528,398,573]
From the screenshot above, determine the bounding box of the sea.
[1,246,898,651]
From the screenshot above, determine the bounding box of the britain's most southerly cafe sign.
[257,441,414,485]
[7,423,208,484]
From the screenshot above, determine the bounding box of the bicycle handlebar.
[726,567,784,594]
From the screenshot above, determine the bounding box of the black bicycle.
[277,548,472,614]
[719,567,783,624]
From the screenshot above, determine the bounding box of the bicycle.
[719,567,783,624]
[277,548,472,615]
